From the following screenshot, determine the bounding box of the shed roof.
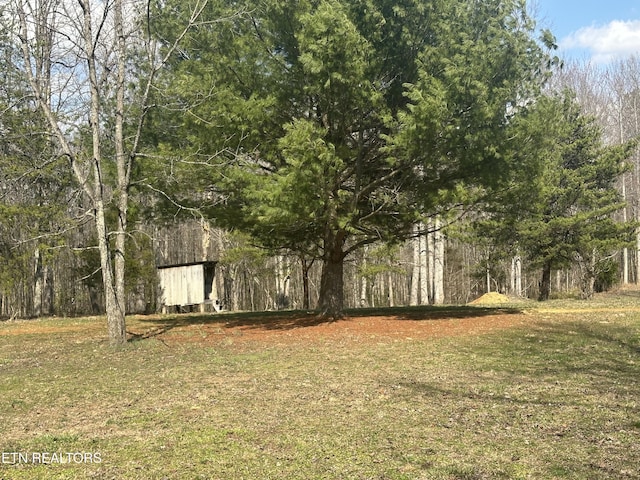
[157,260,217,270]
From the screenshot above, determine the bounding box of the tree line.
[0,0,638,344]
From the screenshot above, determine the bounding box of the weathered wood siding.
[159,264,205,307]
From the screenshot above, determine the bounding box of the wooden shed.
[157,261,220,313]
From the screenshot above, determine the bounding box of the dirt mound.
[469,292,512,305]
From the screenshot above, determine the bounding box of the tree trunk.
[617,89,630,285]
[34,248,43,317]
[582,275,596,300]
[42,264,53,316]
[635,100,640,285]
[225,269,238,311]
[636,226,640,285]
[432,217,444,305]
[621,172,629,284]
[427,219,435,303]
[360,246,368,307]
[112,0,129,339]
[486,267,491,294]
[318,256,344,318]
[94,195,126,344]
[317,230,346,319]
[420,224,429,304]
[510,255,522,297]
[360,273,368,308]
[410,225,420,306]
[579,249,597,300]
[301,257,313,310]
[275,255,290,309]
[539,260,552,301]
[84,0,126,344]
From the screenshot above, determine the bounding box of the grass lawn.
[1,293,640,479]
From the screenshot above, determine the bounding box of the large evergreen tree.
[153,0,556,317]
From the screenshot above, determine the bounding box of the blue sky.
[534,0,640,64]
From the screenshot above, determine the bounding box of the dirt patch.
[128,310,530,348]
[0,308,531,348]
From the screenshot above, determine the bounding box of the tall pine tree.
[152,0,556,317]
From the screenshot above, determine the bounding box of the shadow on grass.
[395,379,572,408]
[392,318,640,407]
[127,304,523,342]
[569,321,640,355]
[527,321,640,387]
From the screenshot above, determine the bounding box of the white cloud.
[560,19,640,64]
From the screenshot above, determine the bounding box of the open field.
[1,293,640,479]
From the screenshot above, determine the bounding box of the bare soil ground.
[122,306,530,348]
[0,305,530,348]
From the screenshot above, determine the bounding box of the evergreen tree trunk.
[539,261,552,301]
[318,256,344,318]
[317,230,346,319]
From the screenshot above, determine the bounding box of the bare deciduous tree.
[12,0,210,344]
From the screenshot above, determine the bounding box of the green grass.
[1,295,640,479]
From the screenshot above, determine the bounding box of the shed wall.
[159,264,204,307]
